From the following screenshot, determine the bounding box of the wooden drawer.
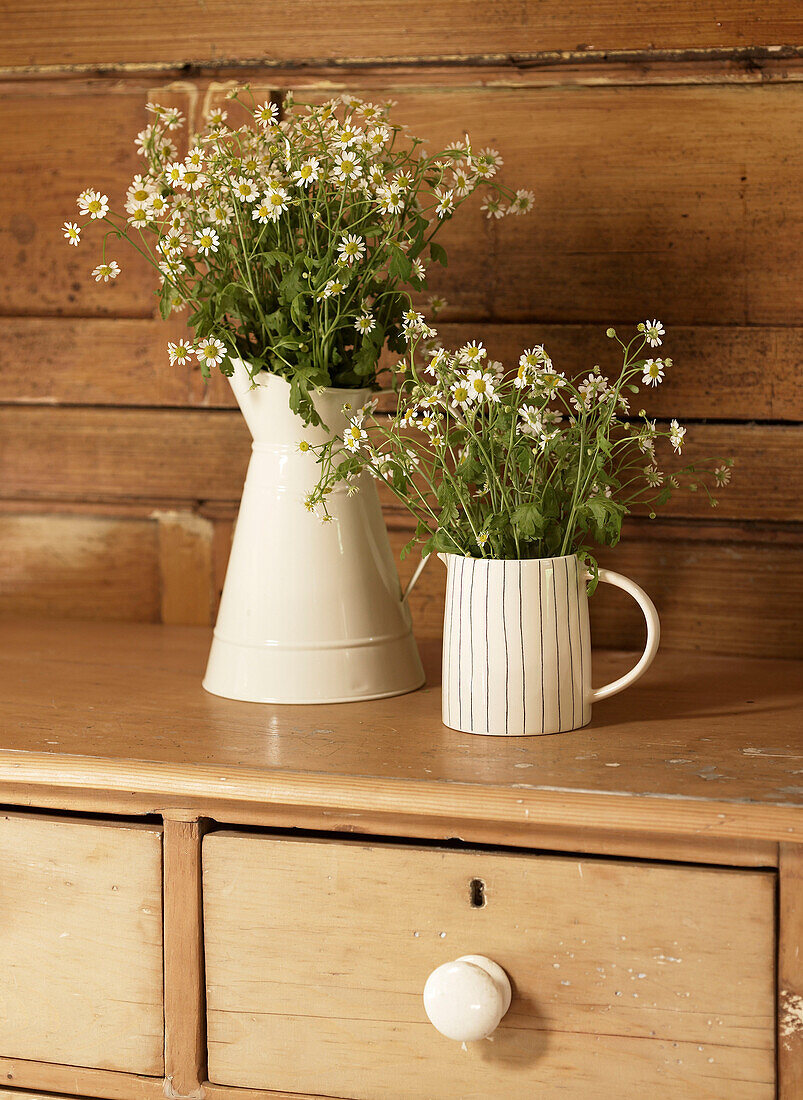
[204,833,775,1099]
[0,812,164,1075]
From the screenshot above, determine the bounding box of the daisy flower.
[459,341,486,366]
[642,358,665,386]
[193,227,220,255]
[645,466,664,488]
[510,188,535,215]
[254,101,279,128]
[428,295,447,315]
[536,369,567,396]
[400,407,418,429]
[343,423,368,452]
[164,161,184,187]
[451,166,476,197]
[145,193,170,217]
[205,107,228,128]
[450,378,473,410]
[367,164,386,188]
[337,233,366,266]
[393,169,414,191]
[475,147,503,178]
[134,125,156,155]
[196,337,227,371]
[77,190,109,219]
[167,339,194,366]
[293,157,321,187]
[714,464,732,486]
[233,177,259,203]
[91,260,120,282]
[520,346,550,370]
[317,278,347,301]
[642,319,665,347]
[177,165,206,192]
[159,229,187,257]
[208,201,233,226]
[425,347,448,376]
[125,175,156,209]
[434,187,454,218]
[252,197,272,224]
[355,312,375,334]
[476,530,490,549]
[127,204,150,227]
[466,369,498,403]
[62,221,81,246]
[481,196,505,219]
[333,153,362,183]
[377,185,403,214]
[334,121,363,148]
[184,147,204,170]
[411,258,426,282]
[365,126,389,151]
[162,106,184,131]
[669,418,686,453]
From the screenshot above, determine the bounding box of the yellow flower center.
[453,387,468,402]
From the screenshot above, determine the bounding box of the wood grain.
[0,407,796,523]
[779,844,803,1099]
[2,1,801,69]
[0,619,802,846]
[0,812,164,1074]
[0,82,156,316]
[0,1057,165,1100]
[162,818,206,1098]
[4,79,803,326]
[204,833,775,1098]
[283,80,803,325]
[4,317,802,421]
[0,512,160,621]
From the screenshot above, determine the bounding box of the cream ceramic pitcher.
[203,359,426,704]
[439,553,660,736]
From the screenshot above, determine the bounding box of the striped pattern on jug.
[441,554,592,737]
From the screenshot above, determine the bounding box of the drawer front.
[0,813,164,1075]
[204,834,775,1099]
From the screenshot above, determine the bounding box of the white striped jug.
[439,553,660,736]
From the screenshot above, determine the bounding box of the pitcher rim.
[439,551,582,565]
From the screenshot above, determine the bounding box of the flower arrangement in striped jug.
[305,319,735,736]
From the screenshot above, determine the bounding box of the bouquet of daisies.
[64,86,532,423]
[305,318,733,578]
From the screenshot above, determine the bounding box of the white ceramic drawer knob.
[423,954,512,1041]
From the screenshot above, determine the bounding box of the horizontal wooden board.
[0,513,160,621]
[0,82,159,316]
[2,1,801,69]
[3,79,803,326]
[2,504,796,658]
[389,517,803,660]
[3,316,802,421]
[0,406,796,521]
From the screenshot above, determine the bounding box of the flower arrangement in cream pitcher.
[60,86,534,706]
[307,321,734,735]
[62,86,531,423]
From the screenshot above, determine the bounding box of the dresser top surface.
[1,619,801,836]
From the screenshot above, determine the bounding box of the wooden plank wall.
[0,4,801,658]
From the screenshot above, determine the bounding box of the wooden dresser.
[0,619,801,1100]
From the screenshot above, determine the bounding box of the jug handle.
[402,552,431,603]
[590,568,661,702]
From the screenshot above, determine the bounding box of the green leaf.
[429,241,448,267]
[512,503,545,539]
[389,245,412,281]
